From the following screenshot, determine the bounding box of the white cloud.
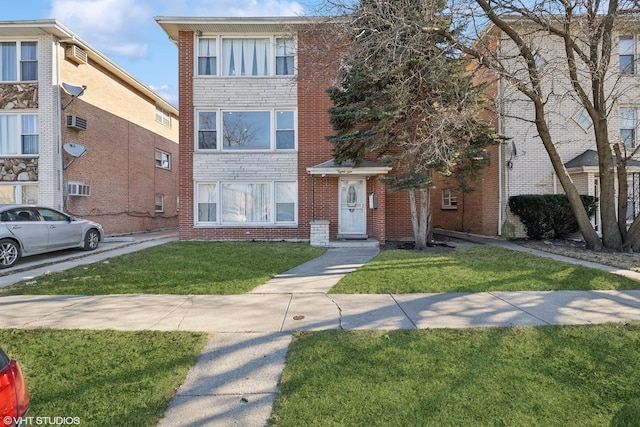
[179,0,306,17]
[48,0,153,58]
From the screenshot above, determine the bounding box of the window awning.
[306,159,392,177]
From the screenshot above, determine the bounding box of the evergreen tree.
[326,0,503,249]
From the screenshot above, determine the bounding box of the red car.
[0,348,29,427]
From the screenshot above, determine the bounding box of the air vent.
[67,182,91,196]
[65,114,87,131]
[65,45,87,65]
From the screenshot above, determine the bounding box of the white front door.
[339,179,366,235]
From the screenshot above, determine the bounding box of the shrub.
[508,194,597,240]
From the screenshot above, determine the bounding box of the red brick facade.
[171,21,500,244]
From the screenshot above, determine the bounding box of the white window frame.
[196,108,296,152]
[573,108,593,132]
[155,149,171,170]
[0,41,37,82]
[155,107,171,127]
[275,37,295,76]
[196,35,296,77]
[197,37,217,76]
[0,183,37,204]
[195,181,297,226]
[620,35,637,75]
[0,113,39,155]
[155,194,164,213]
[442,188,457,210]
[621,107,638,149]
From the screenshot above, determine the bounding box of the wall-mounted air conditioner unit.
[65,114,87,131]
[67,182,91,196]
[65,45,87,65]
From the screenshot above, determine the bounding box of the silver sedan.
[0,205,104,268]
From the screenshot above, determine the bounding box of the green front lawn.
[0,241,325,295]
[270,325,640,426]
[330,246,640,293]
[0,329,208,427]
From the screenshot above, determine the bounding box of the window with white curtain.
[198,38,217,76]
[276,38,295,75]
[222,183,269,223]
[222,38,270,77]
[0,184,38,204]
[197,183,217,222]
[275,182,296,222]
[196,181,297,225]
[0,113,38,155]
[0,41,37,82]
[197,36,296,77]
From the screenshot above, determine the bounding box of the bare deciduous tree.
[439,0,640,251]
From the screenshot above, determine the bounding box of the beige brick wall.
[58,41,179,234]
[497,30,639,237]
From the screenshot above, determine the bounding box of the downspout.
[55,40,64,211]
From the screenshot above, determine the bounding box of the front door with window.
[339,179,366,236]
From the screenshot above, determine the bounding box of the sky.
[2,0,315,106]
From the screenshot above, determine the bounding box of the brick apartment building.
[155,16,499,246]
[0,20,179,235]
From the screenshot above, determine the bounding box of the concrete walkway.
[1,233,640,426]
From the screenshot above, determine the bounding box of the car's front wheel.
[83,229,100,251]
[0,239,20,268]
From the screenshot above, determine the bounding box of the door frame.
[338,178,367,236]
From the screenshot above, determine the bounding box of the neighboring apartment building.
[0,20,179,235]
[475,19,640,239]
[155,16,499,246]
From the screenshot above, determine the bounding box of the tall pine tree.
[326,0,503,249]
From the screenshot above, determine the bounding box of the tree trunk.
[614,144,629,241]
[594,122,623,250]
[532,104,603,251]
[409,189,432,250]
[624,217,640,251]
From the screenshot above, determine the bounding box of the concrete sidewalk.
[2,236,640,426]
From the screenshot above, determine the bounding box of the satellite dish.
[63,143,88,158]
[61,82,87,97]
[61,82,87,110]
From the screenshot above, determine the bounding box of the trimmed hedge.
[508,194,598,240]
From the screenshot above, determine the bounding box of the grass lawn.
[330,245,640,293]
[0,241,325,295]
[0,328,208,427]
[270,325,640,426]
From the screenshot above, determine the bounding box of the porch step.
[328,238,380,248]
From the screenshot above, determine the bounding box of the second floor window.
[620,36,636,75]
[1,41,37,82]
[276,38,295,75]
[155,107,171,127]
[197,109,296,151]
[198,38,216,76]
[621,108,637,148]
[155,150,171,169]
[197,36,295,77]
[0,114,38,155]
[222,38,269,76]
